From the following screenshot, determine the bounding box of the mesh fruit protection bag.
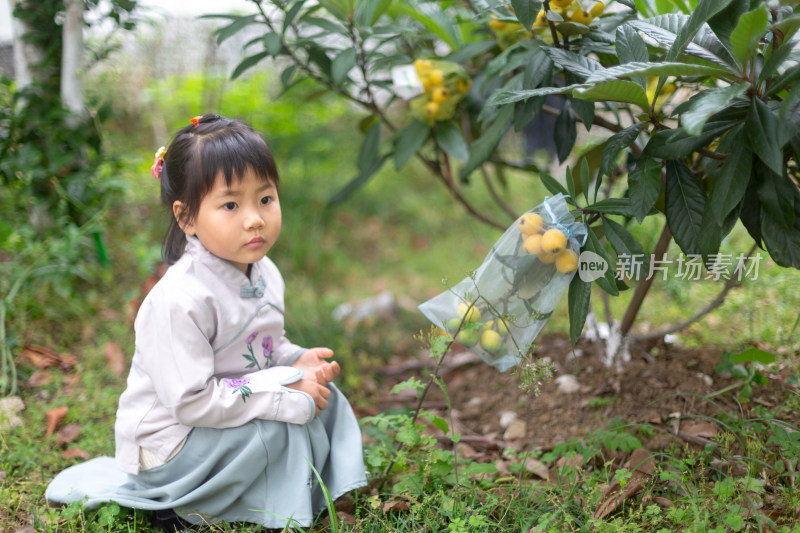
[418,194,587,371]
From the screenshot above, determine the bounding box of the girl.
[45,114,367,529]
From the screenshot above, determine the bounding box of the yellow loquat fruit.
[428,69,444,86]
[550,0,573,7]
[456,328,479,347]
[533,9,548,27]
[589,1,605,16]
[414,59,432,75]
[480,329,504,353]
[555,249,579,274]
[541,228,567,255]
[486,318,511,336]
[456,78,472,93]
[523,233,543,255]
[457,301,481,323]
[489,14,507,30]
[424,101,440,119]
[570,9,593,25]
[431,86,451,103]
[538,251,557,264]
[517,212,544,235]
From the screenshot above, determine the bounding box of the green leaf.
[387,1,461,49]
[394,120,429,170]
[666,0,736,63]
[697,202,723,260]
[586,61,730,84]
[540,172,569,197]
[434,122,469,162]
[730,347,776,365]
[571,98,595,131]
[665,159,706,255]
[644,120,736,159]
[331,48,356,86]
[771,13,800,46]
[459,105,514,180]
[510,0,538,30]
[554,101,577,164]
[615,25,650,88]
[231,51,271,80]
[486,84,584,108]
[679,84,748,136]
[584,229,618,295]
[602,216,648,264]
[729,3,769,68]
[755,160,795,231]
[575,80,649,111]
[708,125,752,223]
[767,62,800,97]
[628,17,737,69]
[761,207,800,268]
[601,123,647,178]
[263,32,282,56]
[301,16,349,34]
[758,38,799,86]
[628,157,663,223]
[568,274,591,346]
[745,98,784,176]
[354,0,391,27]
[358,120,382,174]
[585,197,640,217]
[542,47,604,81]
[209,14,259,45]
[279,65,297,90]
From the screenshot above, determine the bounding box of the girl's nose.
[245,210,265,230]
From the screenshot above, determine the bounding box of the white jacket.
[114,237,314,474]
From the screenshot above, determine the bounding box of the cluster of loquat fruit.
[409,59,472,125]
[488,1,605,47]
[518,212,579,275]
[443,302,512,356]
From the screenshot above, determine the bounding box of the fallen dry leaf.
[45,405,68,436]
[19,345,77,370]
[56,423,82,446]
[523,457,550,480]
[28,369,52,387]
[682,421,717,439]
[381,499,411,513]
[593,449,656,519]
[61,448,91,460]
[104,341,126,377]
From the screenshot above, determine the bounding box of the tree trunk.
[60,0,84,116]
[9,0,43,91]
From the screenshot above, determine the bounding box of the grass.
[2,68,800,530]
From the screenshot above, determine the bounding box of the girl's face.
[175,168,281,274]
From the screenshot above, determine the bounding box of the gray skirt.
[45,384,367,528]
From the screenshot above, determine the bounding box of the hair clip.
[151,146,166,179]
[190,115,203,128]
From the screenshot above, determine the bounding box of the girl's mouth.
[246,237,265,248]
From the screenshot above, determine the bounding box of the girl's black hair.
[159,114,280,264]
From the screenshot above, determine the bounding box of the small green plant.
[712,346,776,402]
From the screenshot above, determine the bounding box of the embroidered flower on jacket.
[262,335,274,368]
[223,377,252,403]
[241,331,262,370]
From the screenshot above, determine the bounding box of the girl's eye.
[223,202,238,210]
[260,196,273,205]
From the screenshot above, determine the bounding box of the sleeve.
[135,289,315,428]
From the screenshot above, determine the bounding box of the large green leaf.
[542,47,604,81]
[779,84,800,145]
[523,49,554,90]
[697,201,722,261]
[761,201,800,268]
[394,120,429,170]
[231,51,271,80]
[358,120,382,174]
[509,0,538,30]
[434,121,469,162]
[387,1,461,49]
[600,122,647,178]
[707,125,752,223]
[586,61,729,84]
[574,80,649,110]
[602,216,649,263]
[745,98,784,176]
[665,159,706,255]
[628,17,737,69]
[643,120,736,159]
[584,228,619,295]
[679,83,748,136]
[328,154,390,205]
[729,3,769,68]
[771,13,800,45]
[485,84,584,107]
[585,197,641,217]
[767,62,800,97]
[755,160,795,231]
[568,274,591,346]
[615,25,650,88]
[331,48,356,86]
[354,0,391,27]
[628,157,663,223]
[667,0,736,63]
[459,105,514,180]
[204,14,260,45]
[554,101,577,164]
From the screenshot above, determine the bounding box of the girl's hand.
[286,378,331,416]
[291,347,341,385]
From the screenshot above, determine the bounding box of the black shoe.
[150,509,193,532]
